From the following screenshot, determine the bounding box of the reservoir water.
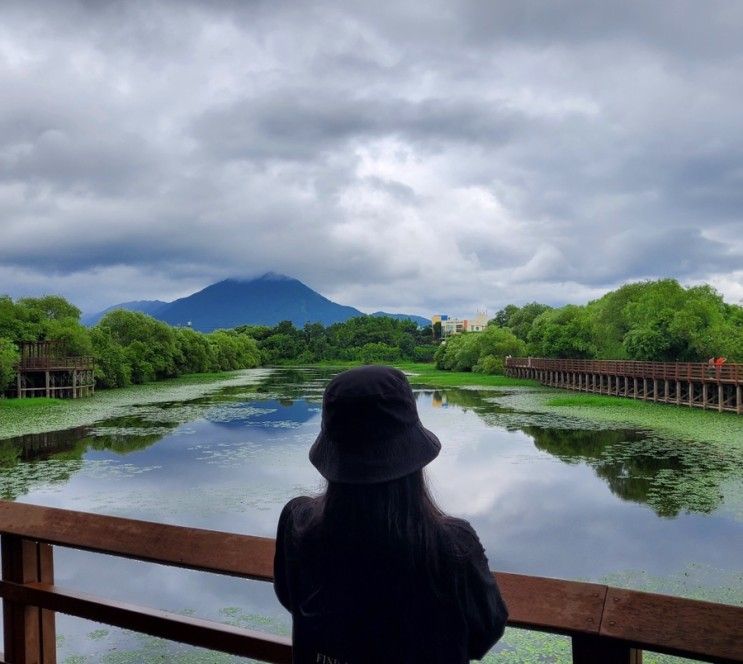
[1,367,741,663]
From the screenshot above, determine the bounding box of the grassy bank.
[396,362,540,387]
[535,392,743,448]
[279,360,540,386]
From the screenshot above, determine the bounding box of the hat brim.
[309,421,441,484]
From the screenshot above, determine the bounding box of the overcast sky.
[1,1,742,317]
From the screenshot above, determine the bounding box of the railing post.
[572,635,642,663]
[1,535,56,663]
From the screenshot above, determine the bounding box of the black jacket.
[274,496,508,663]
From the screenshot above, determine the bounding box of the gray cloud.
[0,0,741,314]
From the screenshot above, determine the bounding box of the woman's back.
[273,366,508,663]
[275,495,507,664]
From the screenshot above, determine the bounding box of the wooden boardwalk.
[505,357,742,414]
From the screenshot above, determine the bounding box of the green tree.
[45,319,94,356]
[528,306,597,358]
[507,302,552,342]
[0,338,19,391]
[90,327,131,388]
[176,327,213,374]
[17,295,81,322]
[473,326,527,374]
[618,280,732,361]
[490,304,519,328]
[358,342,401,364]
[303,322,330,360]
[96,310,181,381]
[434,333,481,372]
[208,330,261,370]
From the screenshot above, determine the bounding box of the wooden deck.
[0,502,740,663]
[505,358,743,414]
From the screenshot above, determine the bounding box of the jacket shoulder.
[277,495,317,537]
[441,517,485,557]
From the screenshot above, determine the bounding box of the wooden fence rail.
[17,357,95,371]
[505,358,741,384]
[0,502,740,663]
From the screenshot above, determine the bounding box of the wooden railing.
[0,502,740,663]
[506,358,742,383]
[17,356,95,371]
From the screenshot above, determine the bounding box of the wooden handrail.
[17,356,95,370]
[0,502,741,663]
[505,357,742,384]
[0,501,275,580]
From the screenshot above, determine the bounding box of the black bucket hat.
[309,365,441,484]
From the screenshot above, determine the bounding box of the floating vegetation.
[127,403,218,425]
[0,369,271,440]
[601,562,743,607]
[485,628,570,663]
[205,405,278,423]
[485,628,695,663]
[217,607,290,635]
[78,482,313,516]
[87,425,175,438]
[479,387,743,446]
[188,440,309,468]
[0,457,161,502]
[58,609,289,664]
[538,392,743,449]
[0,458,84,500]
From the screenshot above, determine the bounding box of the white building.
[432,311,488,337]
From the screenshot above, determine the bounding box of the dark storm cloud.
[457,0,743,56]
[0,0,741,313]
[192,93,525,162]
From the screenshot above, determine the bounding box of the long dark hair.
[297,469,456,589]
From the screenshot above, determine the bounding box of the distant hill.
[82,300,167,326]
[371,311,430,328]
[84,273,429,332]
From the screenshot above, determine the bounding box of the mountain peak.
[219,272,294,285]
[257,271,293,281]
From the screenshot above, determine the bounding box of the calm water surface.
[1,367,741,662]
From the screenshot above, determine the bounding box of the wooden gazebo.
[15,341,94,399]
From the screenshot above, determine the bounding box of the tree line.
[435,279,743,374]
[236,316,435,364]
[2,278,741,393]
[0,296,262,393]
[0,295,436,394]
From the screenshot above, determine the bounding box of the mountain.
[155,273,364,331]
[371,312,430,328]
[84,273,430,332]
[82,300,167,326]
